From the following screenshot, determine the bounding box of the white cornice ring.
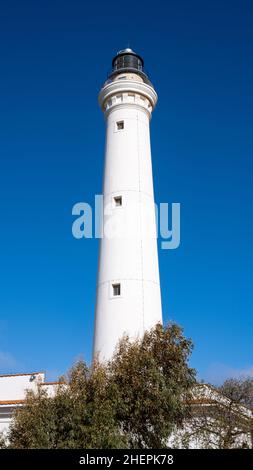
[98,80,158,112]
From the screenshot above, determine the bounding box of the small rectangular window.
[114,196,122,207]
[116,120,124,130]
[112,283,121,296]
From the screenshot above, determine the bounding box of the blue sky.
[0,0,252,384]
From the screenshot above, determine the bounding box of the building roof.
[39,382,62,386]
[0,400,25,405]
[0,372,44,378]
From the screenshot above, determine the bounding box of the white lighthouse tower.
[93,49,162,360]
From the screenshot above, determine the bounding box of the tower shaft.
[93,50,162,360]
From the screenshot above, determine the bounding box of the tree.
[109,323,196,448]
[5,322,195,449]
[173,378,253,449]
[220,378,253,411]
[7,361,127,449]
[217,378,253,448]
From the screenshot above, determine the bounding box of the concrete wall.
[0,373,44,401]
[0,373,56,436]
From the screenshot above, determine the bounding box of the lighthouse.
[93,48,162,360]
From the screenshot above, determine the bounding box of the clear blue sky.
[0,0,252,384]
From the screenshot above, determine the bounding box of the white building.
[0,373,58,435]
[93,48,163,361]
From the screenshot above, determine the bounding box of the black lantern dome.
[108,48,151,84]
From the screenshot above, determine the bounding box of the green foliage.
[109,323,196,448]
[8,362,126,449]
[7,323,195,449]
